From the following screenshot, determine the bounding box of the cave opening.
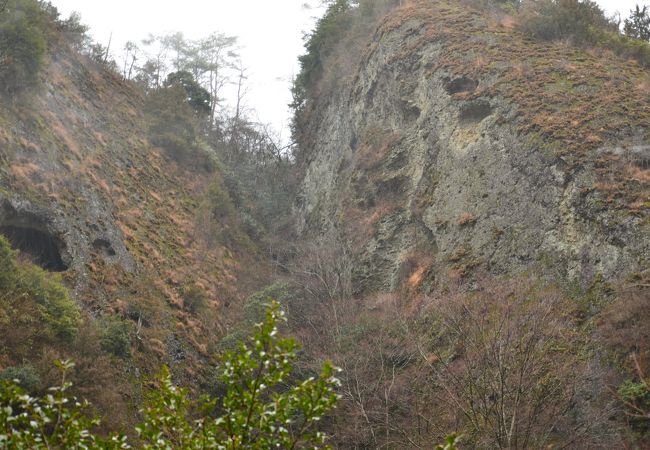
[92,238,116,257]
[444,76,478,95]
[459,100,493,123]
[0,225,68,272]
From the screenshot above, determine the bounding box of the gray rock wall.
[296,18,648,291]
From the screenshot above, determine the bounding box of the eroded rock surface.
[296,3,649,291]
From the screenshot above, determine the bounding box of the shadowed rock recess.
[0,199,70,271]
[0,225,68,271]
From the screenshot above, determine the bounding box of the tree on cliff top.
[0,0,46,95]
[624,4,650,42]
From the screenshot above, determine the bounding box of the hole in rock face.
[459,100,493,123]
[0,225,68,272]
[377,175,409,197]
[444,76,478,95]
[92,238,116,257]
[629,146,650,169]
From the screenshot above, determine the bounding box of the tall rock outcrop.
[295,1,650,292]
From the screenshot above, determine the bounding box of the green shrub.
[0,236,80,342]
[518,0,614,44]
[243,282,293,324]
[205,176,236,220]
[22,266,80,341]
[145,85,218,171]
[466,0,520,14]
[619,379,650,405]
[145,84,200,161]
[0,0,47,95]
[0,364,40,392]
[590,27,650,68]
[100,317,132,357]
[618,379,650,433]
[0,235,17,286]
[180,285,208,315]
[215,328,249,354]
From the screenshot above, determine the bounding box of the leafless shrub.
[598,272,650,440]
[420,277,597,449]
[286,229,353,304]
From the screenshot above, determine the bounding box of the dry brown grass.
[627,165,650,183]
[354,127,402,172]
[10,162,40,181]
[457,211,477,226]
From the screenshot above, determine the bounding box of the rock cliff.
[296,1,650,292]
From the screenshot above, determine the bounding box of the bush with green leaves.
[0,0,47,95]
[0,365,40,392]
[242,282,293,324]
[100,317,132,357]
[589,26,650,68]
[0,302,341,449]
[518,0,615,44]
[0,359,125,449]
[618,378,650,435]
[181,284,208,315]
[0,235,80,342]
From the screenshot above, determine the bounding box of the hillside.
[0,33,269,426]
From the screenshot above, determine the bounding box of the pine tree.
[624,5,650,42]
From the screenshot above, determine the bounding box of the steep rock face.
[297,1,650,292]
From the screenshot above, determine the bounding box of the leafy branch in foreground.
[137,301,341,450]
[0,302,340,449]
[0,359,128,449]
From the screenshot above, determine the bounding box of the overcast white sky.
[51,0,323,139]
[50,0,648,136]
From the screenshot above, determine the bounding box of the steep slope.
[0,38,269,423]
[295,0,650,292]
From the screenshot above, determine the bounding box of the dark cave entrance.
[0,225,69,272]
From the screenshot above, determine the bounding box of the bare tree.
[232,58,249,128]
[103,31,112,64]
[286,229,353,305]
[195,32,238,125]
[140,33,169,89]
[121,41,138,80]
[420,278,594,449]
